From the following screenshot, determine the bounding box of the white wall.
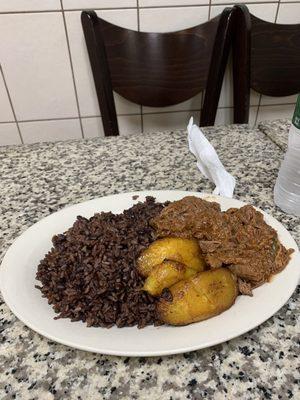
[0,0,299,145]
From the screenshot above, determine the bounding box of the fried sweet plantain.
[143,260,197,296]
[157,268,238,325]
[137,237,205,277]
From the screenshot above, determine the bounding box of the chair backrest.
[233,4,300,123]
[82,9,234,136]
[251,15,300,96]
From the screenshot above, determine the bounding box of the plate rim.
[1,190,299,357]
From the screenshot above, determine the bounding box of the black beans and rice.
[36,197,166,328]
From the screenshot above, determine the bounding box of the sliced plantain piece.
[157,268,238,326]
[137,237,205,277]
[143,260,197,297]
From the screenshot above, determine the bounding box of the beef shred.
[152,196,293,295]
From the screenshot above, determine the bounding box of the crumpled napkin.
[187,117,236,198]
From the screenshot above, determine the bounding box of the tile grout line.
[0,64,24,144]
[137,0,140,29]
[137,0,144,134]
[275,0,281,22]
[0,7,137,15]
[208,0,212,20]
[139,1,289,6]
[0,104,291,125]
[0,116,85,124]
[137,1,293,6]
[60,0,84,139]
[1,2,293,14]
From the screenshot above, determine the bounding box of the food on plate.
[36,195,293,329]
[36,197,166,328]
[143,260,197,296]
[157,268,238,325]
[152,196,293,295]
[137,237,205,277]
[152,195,224,240]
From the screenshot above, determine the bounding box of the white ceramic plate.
[1,190,299,357]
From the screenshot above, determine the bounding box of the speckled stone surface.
[1,124,299,400]
[258,119,291,151]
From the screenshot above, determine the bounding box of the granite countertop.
[258,119,291,151]
[1,123,299,400]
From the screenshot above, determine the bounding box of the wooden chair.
[81,9,234,136]
[233,4,300,124]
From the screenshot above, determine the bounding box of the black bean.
[36,197,165,328]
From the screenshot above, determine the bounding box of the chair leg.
[101,108,119,137]
[232,45,250,124]
[201,8,234,127]
[82,11,119,136]
[232,5,251,124]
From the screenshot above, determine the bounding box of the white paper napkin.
[187,117,236,198]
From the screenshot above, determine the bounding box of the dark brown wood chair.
[81,9,234,136]
[233,4,300,124]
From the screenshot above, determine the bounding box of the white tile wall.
[245,3,278,22]
[116,115,142,136]
[65,10,139,117]
[0,123,21,145]
[82,115,142,137]
[139,6,209,32]
[214,107,234,126]
[63,0,137,9]
[81,117,105,138]
[260,94,298,106]
[211,0,274,4]
[0,12,78,121]
[277,3,300,24]
[0,0,299,145]
[211,3,278,110]
[216,61,234,108]
[256,104,296,123]
[215,106,258,127]
[140,0,209,6]
[143,111,200,132]
[0,1,60,12]
[19,119,82,144]
[0,69,14,122]
[210,3,278,22]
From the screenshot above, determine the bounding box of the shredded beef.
[152,196,293,295]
